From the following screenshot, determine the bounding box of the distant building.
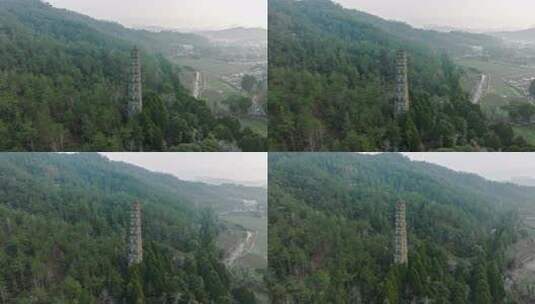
[394,51,410,116]
[128,47,142,117]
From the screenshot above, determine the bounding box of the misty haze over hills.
[195,177,268,188]
[423,24,533,34]
[46,0,267,30]
[511,177,535,187]
[332,0,535,33]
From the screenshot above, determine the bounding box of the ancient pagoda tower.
[394,50,410,116]
[128,202,143,266]
[394,200,408,265]
[128,47,143,117]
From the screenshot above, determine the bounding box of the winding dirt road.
[224,230,257,267]
[472,74,488,104]
[192,71,203,99]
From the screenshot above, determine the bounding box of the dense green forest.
[0,0,265,151]
[268,0,531,151]
[268,153,534,303]
[0,153,261,303]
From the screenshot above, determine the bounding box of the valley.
[454,32,535,145]
[168,27,268,137]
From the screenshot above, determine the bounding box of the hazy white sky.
[100,152,535,185]
[404,153,535,182]
[101,153,267,185]
[334,0,535,30]
[46,0,267,30]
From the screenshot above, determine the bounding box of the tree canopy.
[0,0,265,151]
[268,0,530,151]
[268,153,530,303]
[0,153,260,303]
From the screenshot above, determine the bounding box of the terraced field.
[457,58,535,99]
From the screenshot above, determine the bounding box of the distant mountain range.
[196,176,268,188]
[196,27,268,44]
[491,28,535,44]
[134,25,268,45]
[423,24,527,34]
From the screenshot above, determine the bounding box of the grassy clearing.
[175,57,247,108]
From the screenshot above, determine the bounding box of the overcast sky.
[101,153,267,185]
[100,153,535,185]
[403,153,535,182]
[46,0,267,30]
[334,0,535,31]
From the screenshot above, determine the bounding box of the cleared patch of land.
[175,57,268,136]
[456,58,535,99]
[458,57,535,143]
[221,213,267,262]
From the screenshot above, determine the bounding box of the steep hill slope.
[268,153,534,303]
[0,153,262,303]
[0,0,265,151]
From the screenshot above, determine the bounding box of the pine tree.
[126,265,145,304]
[384,269,400,304]
[487,261,504,303]
[473,263,491,304]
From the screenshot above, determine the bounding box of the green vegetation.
[268,0,530,151]
[268,153,534,303]
[456,58,533,98]
[240,118,268,138]
[513,125,535,146]
[223,95,253,116]
[0,153,262,303]
[241,75,258,94]
[0,0,264,151]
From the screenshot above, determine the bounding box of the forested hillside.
[0,0,265,151]
[268,153,534,303]
[268,0,529,151]
[0,153,260,303]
